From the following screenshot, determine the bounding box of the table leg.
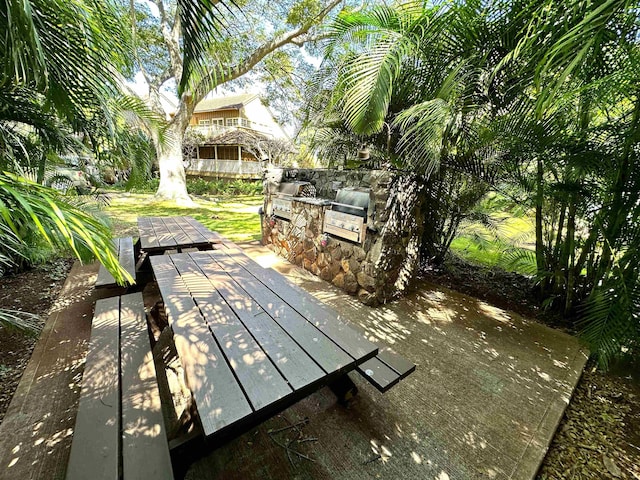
[329,374,358,405]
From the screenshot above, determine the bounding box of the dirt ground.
[0,258,638,479]
[0,259,72,423]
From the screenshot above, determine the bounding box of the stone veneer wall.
[263,168,425,305]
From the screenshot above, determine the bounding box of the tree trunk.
[154,103,193,205]
[535,156,546,295]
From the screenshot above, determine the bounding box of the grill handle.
[330,202,366,212]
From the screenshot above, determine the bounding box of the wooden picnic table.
[150,248,379,441]
[138,216,223,254]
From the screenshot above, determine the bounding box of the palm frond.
[0,309,41,335]
[0,173,132,285]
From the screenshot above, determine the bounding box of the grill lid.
[278,181,312,196]
[332,187,373,220]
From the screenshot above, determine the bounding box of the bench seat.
[95,236,136,288]
[66,293,173,480]
[357,348,416,393]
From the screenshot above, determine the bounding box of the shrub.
[186,178,262,196]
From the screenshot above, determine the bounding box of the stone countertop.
[292,197,332,206]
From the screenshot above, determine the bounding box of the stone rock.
[341,258,351,273]
[293,242,304,255]
[353,246,366,261]
[340,244,353,258]
[328,262,342,277]
[316,252,327,268]
[304,248,317,263]
[357,271,376,292]
[348,257,361,274]
[344,272,358,294]
[368,240,382,263]
[319,266,333,282]
[332,272,345,289]
[303,259,313,271]
[330,245,342,262]
[310,263,321,276]
[357,289,379,306]
[303,238,315,251]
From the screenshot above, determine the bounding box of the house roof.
[193,94,259,113]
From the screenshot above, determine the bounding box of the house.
[186,93,293,178]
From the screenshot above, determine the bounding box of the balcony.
[190,117,274,139]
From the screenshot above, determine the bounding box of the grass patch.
[103,193,262,242]
[451,211,537,276]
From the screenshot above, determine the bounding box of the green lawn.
[450,213,537,275]
[103,193,263,242]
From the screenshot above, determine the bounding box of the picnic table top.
[138,216,223,252]
[149,248,378,439]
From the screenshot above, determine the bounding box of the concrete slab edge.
[510,347,590,479]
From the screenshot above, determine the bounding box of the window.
[212,119,224,126]
[198,119,211,126]
[226,118,239,127]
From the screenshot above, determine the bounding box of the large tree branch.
[193,0,342,102]
[154,0,183,81]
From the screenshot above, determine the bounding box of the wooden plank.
[357,357,404,393]
[119,236,136,283]
[138,216,160,249]
[96,237,136,288]
[150,217,179,249]
[120,293,173,479]
[172,217,209,246]
[149,255,253,438]
[198,252,354,374]
[66,297,120,480]
[378,349,416,378]
[183,216,224,244]
[95,238,119,287]
[170,254,292,411]
[187,253,325,391]
[161,217,191,246]
[214,250,378,363]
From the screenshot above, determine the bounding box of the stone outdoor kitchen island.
[262,168,426,305]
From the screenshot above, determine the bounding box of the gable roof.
[193,93,259,113]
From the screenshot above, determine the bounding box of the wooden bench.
[95,237,136,288]
[66,293,173,480]
[357,348,416,392]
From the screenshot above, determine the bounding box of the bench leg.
[329,374,358,405]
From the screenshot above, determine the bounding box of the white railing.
[186,159,262,176]
[190,119,274,138]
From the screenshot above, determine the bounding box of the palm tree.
[312,0,640,367]
[1,0,252,331]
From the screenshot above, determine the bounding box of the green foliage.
[0,172,129,282]
[311,0,640,368]
[0,309,41,336]
[186,178,262,196]
[126,177,160,194]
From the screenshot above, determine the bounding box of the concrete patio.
[182,242,588,480]
[0,241,587,480]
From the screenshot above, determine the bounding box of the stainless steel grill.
[271,181,314,220]
[323,187,374,243]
